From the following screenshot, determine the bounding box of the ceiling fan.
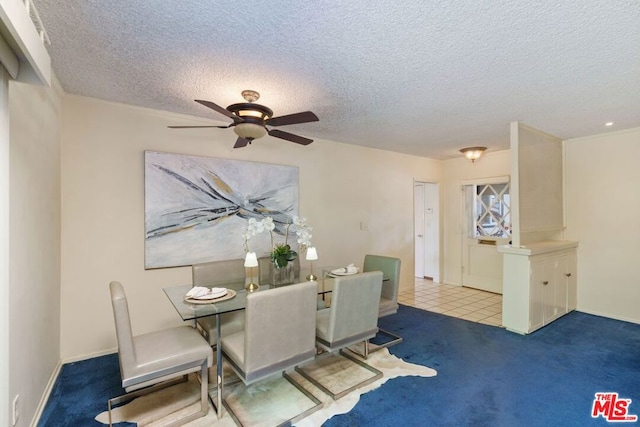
[169,90,319,148]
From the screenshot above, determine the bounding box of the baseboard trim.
[30,359,62,427]
[61,347,117,364]
[576,309,640,326]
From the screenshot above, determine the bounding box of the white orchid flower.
[262,217,276,231]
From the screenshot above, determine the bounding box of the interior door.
[414,183,425,277]
[423,183,439,280]
[415,182,440,281]
[461,179,510,294]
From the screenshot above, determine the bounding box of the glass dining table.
[162,268,386,418]
[163,275,334,418]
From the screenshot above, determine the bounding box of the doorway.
[414,182,439,283]
[461,177,510,294]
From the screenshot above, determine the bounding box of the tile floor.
[398,278,503,327]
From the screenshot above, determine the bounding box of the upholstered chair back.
[363,255,401,317]
[192,258,246,290]
[192,259,247,346]
[317,271,383,350]
[109,281,136,380]
[222,281,317,384]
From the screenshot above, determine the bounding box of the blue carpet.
[325,306,640,427]
[38,353,134,427]
[39,306,640,426]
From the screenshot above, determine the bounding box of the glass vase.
[270,262,295,287]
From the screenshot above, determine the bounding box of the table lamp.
[306,247,318,281]
[244,251,259,291]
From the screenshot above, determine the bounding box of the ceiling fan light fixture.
[174,93,318,148]
[460,146,487,163]
[227,102,273,121]
[234,122,267,140]
[238,109,270,119]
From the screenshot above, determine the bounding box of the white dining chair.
[220,281,321,424]
[363,254,403,350]
[108,281,213,426]
[296,271,384,399]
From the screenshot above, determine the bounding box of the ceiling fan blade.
[266,111,319,127]
[167,124,232,129]
[195,99,242,122]
[233,137,251,148]
[268,129,313,145]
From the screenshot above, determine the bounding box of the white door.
[414,184,425,277]
[414,182,440,281]
[461,179,511,294]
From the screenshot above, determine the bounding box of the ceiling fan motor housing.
[227,103,273,120]
[227,102,273,140]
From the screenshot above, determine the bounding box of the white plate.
[192,288,228,300]
[329,270,358,276]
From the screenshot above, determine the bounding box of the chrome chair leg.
[349,328,403,358]
[295,349,382,400]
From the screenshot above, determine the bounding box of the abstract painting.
[144,151,299,269]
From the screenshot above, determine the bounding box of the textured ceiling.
[32,0,640,159]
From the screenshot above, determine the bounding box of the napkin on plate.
[331,264,359,275]
[186,286,227,299]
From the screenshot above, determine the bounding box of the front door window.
[474,183,511,239]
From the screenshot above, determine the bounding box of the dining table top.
[164,277,332,321]
[163,267,387,322]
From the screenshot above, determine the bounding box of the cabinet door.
[529,259,553,331]
[558,252,577,311]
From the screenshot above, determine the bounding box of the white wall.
[9,79,61,426]
[565,127,640,324]
[1,65,10,427]
[60,95,442,359]
[441,150,511,286]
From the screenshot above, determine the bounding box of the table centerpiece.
[243,216,313,286]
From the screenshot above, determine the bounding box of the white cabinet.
[499,241,578,334]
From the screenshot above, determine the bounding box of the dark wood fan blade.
[195,99,242,122]
[268,129,313,145]
[266,111,319,127]
[233,137,251,148]
[167,124,232,129]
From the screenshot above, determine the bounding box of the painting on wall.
[144,151,299,269]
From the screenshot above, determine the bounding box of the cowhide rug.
[95,348,436,426]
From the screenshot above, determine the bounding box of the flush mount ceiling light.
[460,147,487,163]
[168,90,319,148]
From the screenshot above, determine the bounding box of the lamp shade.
[244,251,258,267]
[305,247,318,261]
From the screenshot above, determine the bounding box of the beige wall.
[60,94,442,359]
[9,79,62,426]
[565,127,640,324]
[1,66,10,427]
[441,150,511,285]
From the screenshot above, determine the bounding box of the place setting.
[184,286,237,304]
[327,263,359,277]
